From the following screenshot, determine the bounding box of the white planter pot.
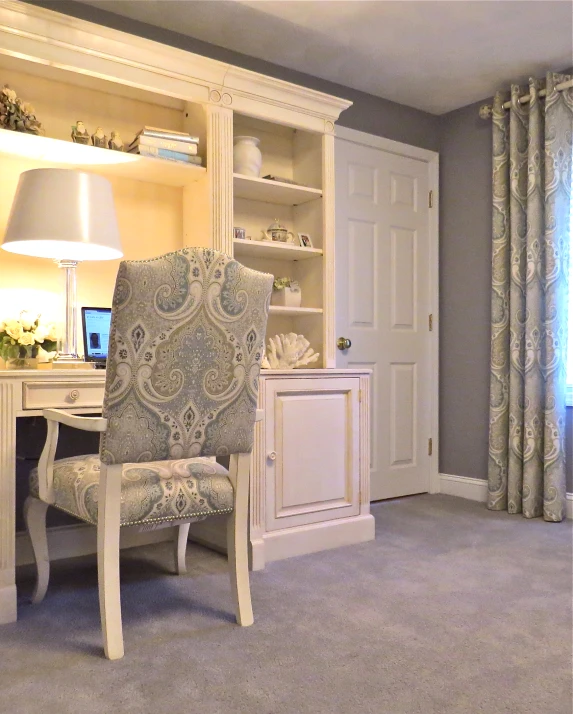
[233,136,262,177]
[271,286,302,308]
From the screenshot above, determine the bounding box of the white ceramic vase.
[233,136,262,177]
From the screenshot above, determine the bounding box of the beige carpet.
[1,494,571,714]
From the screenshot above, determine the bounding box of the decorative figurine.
[108,130,124,151]
[91,126,107,148]
[71,121,90,144]
[262,219,295,243]
[0,86,42,135]
[261,333,320,370]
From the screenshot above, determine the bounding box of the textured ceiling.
[76,1,573,114]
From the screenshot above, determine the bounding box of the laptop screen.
[81,307,111,362]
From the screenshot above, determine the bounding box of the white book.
[137,126,199,144]
[130,135,198,155]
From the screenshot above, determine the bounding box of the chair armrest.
[255,409,263,422]
[43,409,108,432]
[36,410,107,503]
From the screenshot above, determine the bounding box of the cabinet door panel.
[266,377,360,531]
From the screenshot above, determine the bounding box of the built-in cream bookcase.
[0,0,347,363]
[232,114,328,366]
[0,1,374,575]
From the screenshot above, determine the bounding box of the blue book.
[130,135,198,155]
[130,146,202,164]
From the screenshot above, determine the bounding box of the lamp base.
[55,353,82,362]
[52,361,95,370]
[56,259,79,360]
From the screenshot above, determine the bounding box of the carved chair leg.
[227,453,253,627]
[174,523,190,574]
[97,464,124,660]
[23,496,50,604]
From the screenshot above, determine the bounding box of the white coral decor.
[261,332,320,369]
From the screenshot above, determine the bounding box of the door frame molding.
[334,125,440,495]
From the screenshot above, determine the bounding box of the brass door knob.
[337,337,352,351]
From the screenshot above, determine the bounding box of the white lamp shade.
[1,168,123,261]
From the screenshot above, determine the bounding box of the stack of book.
[128,127,201,165]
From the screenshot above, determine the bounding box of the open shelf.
[233,239,322,261]
[234,173,322,205]
[0,129,206,186]
[269,306,323,317]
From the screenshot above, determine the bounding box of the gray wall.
[439,100,573,492]
[438,100,493,481]
[27,1,441,151]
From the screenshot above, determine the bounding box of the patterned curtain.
[488,72,573,522]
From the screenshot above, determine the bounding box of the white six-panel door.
[335,133,436,501]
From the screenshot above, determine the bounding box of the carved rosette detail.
[209,89,222,103]
[325,120,335,133]
[479,104,493,120]
[222,93,233,106]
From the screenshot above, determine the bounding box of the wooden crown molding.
[0,0,352,125]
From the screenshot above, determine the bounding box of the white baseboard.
[439,473,573,519]
[252,514,376,570]
[16,522,176,567]
[0,585,17,625]
[439,473,488,502]
[190,514,376,571]
[188,515,228,554]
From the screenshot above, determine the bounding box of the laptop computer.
[81,307,112,366]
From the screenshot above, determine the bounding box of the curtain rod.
[479,78,573,119]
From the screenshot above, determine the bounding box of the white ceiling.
[77,1,573,115]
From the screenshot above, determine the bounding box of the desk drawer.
[22,381,105,410]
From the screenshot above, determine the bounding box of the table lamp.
[1,168,123,361]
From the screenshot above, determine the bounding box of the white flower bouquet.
[0,312,58,367]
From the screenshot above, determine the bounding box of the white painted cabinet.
[264,376,360,530]
[249,370,374,570]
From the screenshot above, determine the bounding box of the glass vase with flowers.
[0,312,58,369]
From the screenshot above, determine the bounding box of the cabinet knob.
[69,389,80,402]
[268,451,277,461]
[337,337,352,351]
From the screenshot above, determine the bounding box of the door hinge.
[429,314,433,331]
[428,190,434,208]
[428,438,433,456]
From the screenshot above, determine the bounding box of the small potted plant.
[271,277,302,308]
[0,312,58,369]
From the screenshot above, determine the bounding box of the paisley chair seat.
[30,454,233,527]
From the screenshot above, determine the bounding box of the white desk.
[0,368,105,624]
[0,367,373,624]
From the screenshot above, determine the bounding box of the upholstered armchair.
[24,248,273,660]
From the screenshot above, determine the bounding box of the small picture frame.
[298,233,313,248]
[234,227,246,240]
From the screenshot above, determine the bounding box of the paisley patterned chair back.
[100,248,273,465]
